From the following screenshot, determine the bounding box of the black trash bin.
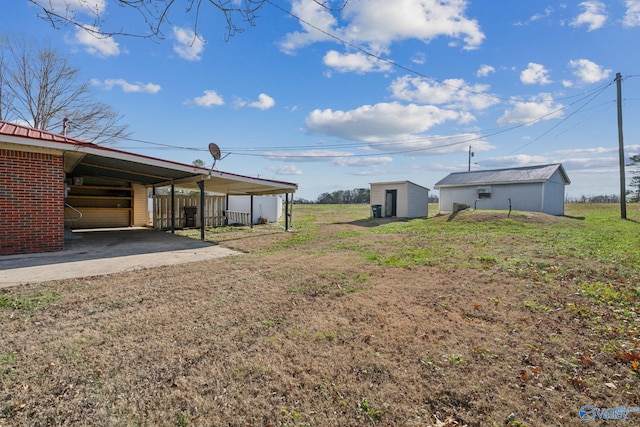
[372,204,382,218]
[184,206,197,227]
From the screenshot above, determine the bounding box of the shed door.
[385,190,397,217]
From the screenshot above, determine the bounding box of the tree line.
[307,188,372,204]
[295,188,439,204]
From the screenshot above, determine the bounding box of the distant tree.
[0,33,129,144]
[316,188,370,204]
[293,197,312,204]
[28,0,349,41]
[567,194,620,203]
[628,154,640,202]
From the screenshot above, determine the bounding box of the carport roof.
[0,120,297,195]
[434,163,570,188]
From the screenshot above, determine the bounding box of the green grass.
[0,292,60,310]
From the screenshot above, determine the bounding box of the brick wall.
[0,149,65,255]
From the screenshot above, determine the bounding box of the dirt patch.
[1,205,639,426]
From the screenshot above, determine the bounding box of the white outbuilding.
[370,181,430,219]
[434,163,571,216]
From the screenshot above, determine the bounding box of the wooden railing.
[226,210,251,225]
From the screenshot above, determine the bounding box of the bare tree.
[27,0,349,40]
[0,34,129,144]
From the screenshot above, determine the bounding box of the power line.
[507,79,614,155]
[265,0,614,104]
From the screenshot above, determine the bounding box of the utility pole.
[616,72,627,219]
[468,145,474,172]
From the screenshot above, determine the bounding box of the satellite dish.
[208,142,221,160]
[208,142,222,170]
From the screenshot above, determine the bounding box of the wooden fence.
[152,194,225,230]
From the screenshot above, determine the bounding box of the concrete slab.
[0,228,240,288]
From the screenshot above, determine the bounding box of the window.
[477,186,492,199]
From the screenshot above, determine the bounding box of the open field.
[1,203,640,426]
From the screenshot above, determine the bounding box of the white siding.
[440,183,544,213]
[542,169,566,215]
[370,181,429,218]
[406,182,429,218]
[227,195,282,224]
[438,181,568,215]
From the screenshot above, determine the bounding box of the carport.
[0,120,297,256]
[65,146,299,237]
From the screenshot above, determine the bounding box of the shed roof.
[0,120,297,195]
[370,180,430,191]
[434,164,570,188]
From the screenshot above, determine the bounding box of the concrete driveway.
[0,228,240,288]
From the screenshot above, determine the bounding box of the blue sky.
[4,1,640,200]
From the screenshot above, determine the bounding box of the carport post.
[225,195,229,226]
[250,195,254,229]
[171,182,175,233]
[285,193,289,231]
[198,180,205,241]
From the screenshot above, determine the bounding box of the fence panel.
[152,194,225,230]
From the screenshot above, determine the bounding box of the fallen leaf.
[604,382,617,389]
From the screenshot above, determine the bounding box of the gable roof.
[370,180,430,191]
[434,164,570,188]
[0,120,297,195]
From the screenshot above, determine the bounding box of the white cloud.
[173,26,205,61]
[390,75,499,111]
[192,90,224,107]
[333,156,393,167]
[266,149,355,162]
[497,94,565,126]
[476,64,495,78]
[305,102,461,142]
[279,0,485,54]
[265,149,393,167]
[34,0,106,16]
[267,165,303,175]
[249,93,276,110]
[411,52,426,65]
[235,94,276,110]
[623,0,640,26]
[323,50,391,73]
[570,1,607,31]
[568,59,611,83]
[278,0,338,54]
[91,78,161,93]
[480,154,551,168]
[553,145,640,156]
[530,7,554,22]
[520,63,552,85]
[71,25,120,57]
[515,6,555,26]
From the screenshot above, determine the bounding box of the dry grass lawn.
[1,203,639,426]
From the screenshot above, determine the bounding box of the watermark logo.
[579,405,640,422]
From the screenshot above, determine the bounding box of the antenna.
[208,142,221,169]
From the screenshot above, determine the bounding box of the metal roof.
[370,180,430,191]
[0,120,297,195]
[434,164,570,188]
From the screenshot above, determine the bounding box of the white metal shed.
[434,164,571,216]
[370,181,430,218]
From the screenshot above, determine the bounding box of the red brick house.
[0,120,297,256]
